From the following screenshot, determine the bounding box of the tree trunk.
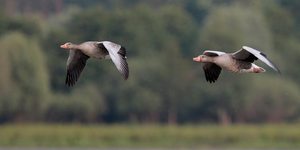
[217,109,231,125]
[167,109,177,125]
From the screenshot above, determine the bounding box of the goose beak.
[60,44,67,49]
[193,56,201,62]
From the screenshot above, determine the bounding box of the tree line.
[0,0,300,124]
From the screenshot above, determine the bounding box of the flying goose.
[193,46,280,83]
[60,41,129,86]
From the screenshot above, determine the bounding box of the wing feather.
[102,41,129,80]
[203,63,222,83]
[65,50,89,86]
[203,50,226,56]
[233,46,280,72]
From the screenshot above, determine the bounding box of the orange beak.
[193,56,201,62]
[60,44,68,49]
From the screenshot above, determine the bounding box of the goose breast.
[80,42,107,59]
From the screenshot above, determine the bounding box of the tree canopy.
[0,0,299,124]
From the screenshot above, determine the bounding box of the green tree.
[0,32,50,122]
[44,84,105,122]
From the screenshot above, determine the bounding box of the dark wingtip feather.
[118,46,127,58]
[203,63,221,83]
[65,51,89,87]
[119,57,129,80]
[123,69,129,80]
[124,75,129,80]
[277,70,281,74]
[275,66,281,74]
[204,68,216,83]
[260,52,267,57]
[65,72,74,87]
[124,72,129,80]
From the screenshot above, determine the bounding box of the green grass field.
[0,124,300,148]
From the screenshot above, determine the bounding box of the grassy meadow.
[0,124,300,148]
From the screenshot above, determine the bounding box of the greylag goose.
[193,46,280,83]
[60,41,129,86]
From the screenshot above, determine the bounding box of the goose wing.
[201,50,224,83]
[232,46,280,72]
[65,50,89,86]
[203,50,226,56]
[100,41,129,80]
[203,63,222,83]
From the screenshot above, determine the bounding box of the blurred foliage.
[199,4,273,51]
[0,32,50,122]
[0,0,299,124]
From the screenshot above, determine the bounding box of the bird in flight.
[193,46,280,83]
[60,41,129,86]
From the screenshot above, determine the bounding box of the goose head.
[193,55,212,63]
[60,42,76,49]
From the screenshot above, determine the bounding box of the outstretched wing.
[203,63,222,83]
[232,46,280,72]
[101,41,129,80]
[203,50,226,56]
[199,50,224,83]
[65,50,89,86]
